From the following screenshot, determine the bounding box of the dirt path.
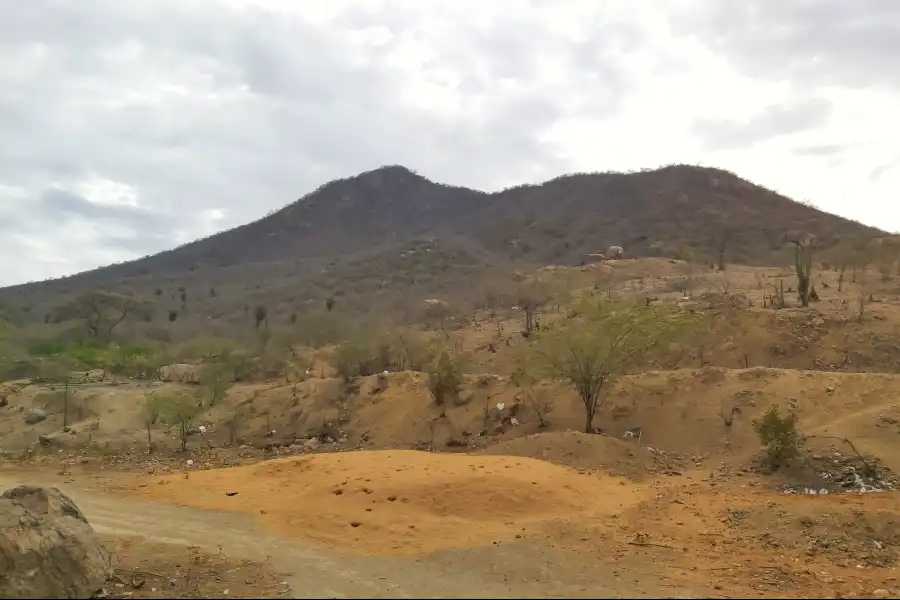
[0,470,713,599]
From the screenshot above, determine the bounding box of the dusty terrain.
[4,258,900,598]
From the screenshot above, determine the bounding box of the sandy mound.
[125,450,647,555]
[478,431,680,479]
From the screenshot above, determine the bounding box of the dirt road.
[0,471,711,599]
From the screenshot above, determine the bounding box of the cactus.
[792,239,814,307]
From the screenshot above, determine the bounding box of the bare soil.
[5,259,900,598]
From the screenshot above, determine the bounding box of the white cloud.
[1,0,899,286]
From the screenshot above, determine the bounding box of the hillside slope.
[0,164,884,319]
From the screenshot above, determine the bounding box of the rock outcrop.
[0,485,111,599]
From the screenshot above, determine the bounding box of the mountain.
[0,164,885,324]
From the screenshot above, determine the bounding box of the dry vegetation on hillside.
[0,164,884,329]
[5,166,900,598]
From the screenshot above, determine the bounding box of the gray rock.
[0,485,111,599]
[23,408,47,424]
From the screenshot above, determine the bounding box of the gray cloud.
[668,1,900,90]
[792,143,846,158]
[38,189,162,224]
[1,1,898,286]
[870,156,900,183]
[691,97,833,150]
[1,0,653,285]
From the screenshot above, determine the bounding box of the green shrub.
[426,349,464,405]
[753,405,801,470]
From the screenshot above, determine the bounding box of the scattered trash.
[225,491,238,497]
[496,402,505,411]
[185,459,194,467]
[779,451,898,495]
[198,425,207,434]
[510,417,520,426]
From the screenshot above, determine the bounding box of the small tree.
[426,348,465,405]
[168,310,178,323]
[516,278,553,333]
[713,227,734,271]
[526,299,695,433]
[254,305,268,329]
[753,405,801,471]
[334,338,375,381]
[511,360,554,428]
[196,363,233,408]
[38,357,80,427]
[224,406,246,446]
[142,392,164,453]
[158,390,203,452]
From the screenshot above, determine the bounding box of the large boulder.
[0,485,111,599]
[23,408,47,425]
[158,363,201,384]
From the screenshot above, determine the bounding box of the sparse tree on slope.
[156,390,202,452]
[525,299,696,434]
[54,291,153,337]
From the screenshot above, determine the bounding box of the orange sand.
[125,450,648,555]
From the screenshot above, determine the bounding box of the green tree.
[525,299,696,433]
[334,338,374,381]
[195,363,233,408]
[156,390,202,452]
[753,405,801,471]
[426,348,465,405]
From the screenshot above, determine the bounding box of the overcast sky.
[2,0,899,287]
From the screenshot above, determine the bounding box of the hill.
[0,164,884,324]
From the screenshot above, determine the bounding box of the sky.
[2,0,900,287]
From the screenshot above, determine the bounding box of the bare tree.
[515,278,554,334]
[713,227,735,271]
[142,392,164,453]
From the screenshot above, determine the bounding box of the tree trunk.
[63,380,69,427]
[146,426,152,453]
[798,274,811,307]
[583,403,595,434]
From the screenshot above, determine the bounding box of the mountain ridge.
[0,164,885,319]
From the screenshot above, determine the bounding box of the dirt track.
[0,472,708,599]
